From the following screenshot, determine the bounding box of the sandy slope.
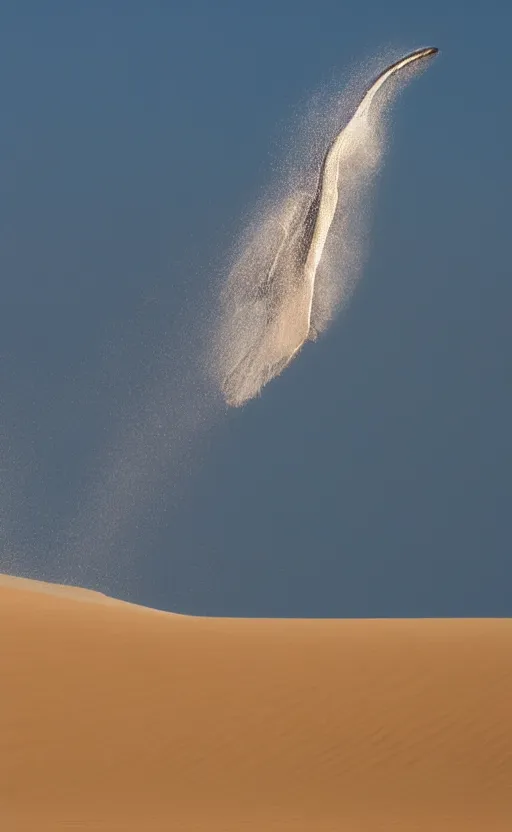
[1,573,511,831]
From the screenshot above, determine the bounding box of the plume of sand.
[212,54,433,406]
[1,52,433,593]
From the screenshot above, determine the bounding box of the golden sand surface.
[1,573,511,830]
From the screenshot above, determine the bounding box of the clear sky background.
[0,1,510,616]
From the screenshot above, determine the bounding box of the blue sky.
[0,2,510,616]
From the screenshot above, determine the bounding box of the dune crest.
[1,572,511,830]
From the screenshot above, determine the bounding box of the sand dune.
[1,573,511,830]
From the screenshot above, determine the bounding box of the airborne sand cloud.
[215,48,438,407]
[1,48,439,590]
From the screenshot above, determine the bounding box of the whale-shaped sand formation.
[221,47,438,407]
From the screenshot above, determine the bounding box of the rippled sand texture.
[1,572,511,831]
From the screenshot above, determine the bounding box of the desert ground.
[1,572,511,830]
